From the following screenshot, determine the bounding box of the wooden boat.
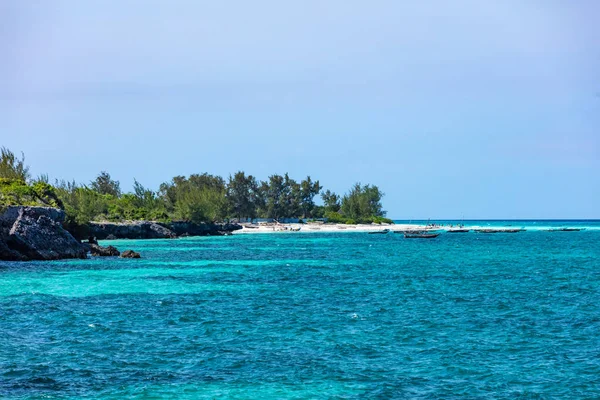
[476,228,524,233]
[368,229,390,235]
[447,229,470,233]
[404,233,439,239]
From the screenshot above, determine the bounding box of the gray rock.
[2,207,87,261]
[88,221,177,239]
[120,249,141,258]
[86,220,242,240]
[84,243,120,257]
[0,239,26,261]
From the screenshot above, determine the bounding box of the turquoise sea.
[1,221,600,399]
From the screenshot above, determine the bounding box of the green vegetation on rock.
[0,147,391,225]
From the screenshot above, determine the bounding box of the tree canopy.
[0,147,30,182]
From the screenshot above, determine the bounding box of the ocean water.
[394,219,600,231]
[1,222,600,399]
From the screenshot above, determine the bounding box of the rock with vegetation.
[0,206,87,261]
[1,146,391,243]
[120,249,141,259]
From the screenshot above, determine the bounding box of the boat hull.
[404,233,440,239]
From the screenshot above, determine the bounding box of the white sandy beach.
[234,222,434,234]
[233,222,597,234]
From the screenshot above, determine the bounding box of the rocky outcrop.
[83,243,120,257]
[120,250,141,258]
[169,221,242,237]
[0,239,24,261]
[89,220,242,240]
[0,206,242,261]
[0,206,87,261]
[88,221,177,240]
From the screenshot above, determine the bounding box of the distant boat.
[547,228,583,232]
[368,229,390,235]
[447,229,470,233]
[404,233,439,239]
[475,228,524,233]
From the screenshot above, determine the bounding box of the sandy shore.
[233,222,597,234]
[234,222,434,234]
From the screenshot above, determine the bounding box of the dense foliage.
[0,178,62,209]
[0,147,391,225]
[0,147,30,182]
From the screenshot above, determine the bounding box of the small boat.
[476,228,524,233]
[243,225,259,229]
[547,228,583,232]
[368,229,390,235]
[290,227,301,232]
[404,233,439,239]
[448,217,469,233]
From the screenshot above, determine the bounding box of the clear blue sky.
[1,0,598,219]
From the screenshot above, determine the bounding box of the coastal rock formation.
[169,221,242,237]
[89,221,242,240]
[0,206,87,261]
[0,206,242,261]
[120,250,141,258]
[0,239,25,261]
[84,243,120,257]
[89,221,177,240]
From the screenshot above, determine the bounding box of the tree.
[255,181,269,218]
[282,173,301,219]
[127,179,167,220]
[340,183,386,222]
[227,171,258,221]
[159,173,227,223]
[91,172,121,197]
[321,189,341,213]
[300,176,322,218]
[264,174,285,220]
[0,147,30,182]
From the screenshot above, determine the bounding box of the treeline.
[0,147,392,226]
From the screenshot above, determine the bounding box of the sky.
[1,0,599,219]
